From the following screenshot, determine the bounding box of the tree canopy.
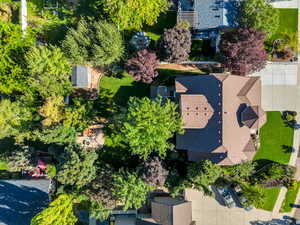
[125,49,160,84]
[113,171,153,210]
[219,28,267,75]
[56,145,98,188]
[102,0,170,30]
[120,97,183,159]
[62,20,124,66]
[26,45,72,98]
[239,0,279,36]
[30,194,77,225]
[159,25,192,63]
[0,22,34,94]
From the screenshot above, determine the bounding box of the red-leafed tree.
[125,49,160,84]
[219,28,267,76]
[159,25,192,63]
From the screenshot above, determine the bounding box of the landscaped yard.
[253,111,294,165]
[99,73,149,106]
[280,182,300,213]
[253,111,294,211]
[260,187,281,211]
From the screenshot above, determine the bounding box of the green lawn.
[260,187,281,211]
[277,9,298,34]
[253,111,294,165]
[99,73,149,106]
[280,182,300,213]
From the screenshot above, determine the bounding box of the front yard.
[253,111,294,211]
[253,111,294,165]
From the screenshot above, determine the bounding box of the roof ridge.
[237,77,259,97]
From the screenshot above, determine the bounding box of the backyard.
[253,111,294,211]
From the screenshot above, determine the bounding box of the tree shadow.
[0,180,49,225]
[282,145,294,153]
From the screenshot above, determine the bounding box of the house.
[137,197,193,225]
[72,65,92,88]
[177,0,238,46]
[175,74,266,165]
[0,179,50,225]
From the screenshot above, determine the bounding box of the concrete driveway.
[184,189,283,225]
[251,62,300,111]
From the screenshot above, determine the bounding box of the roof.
[141,197,192,225]
[180,0,237,31]
[179,94,214,129]
[176,74,265,165]
[72,65,91,88]
[0,179,50,225]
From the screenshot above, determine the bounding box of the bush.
[125,49,160,84]
[46,164,57,178]
[159,25,192,63]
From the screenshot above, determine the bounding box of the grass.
[260,187,281,211]
[253,111,294,165]
[280,182,300,213]
[99,73,149,106]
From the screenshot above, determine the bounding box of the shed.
[72,65,91,88]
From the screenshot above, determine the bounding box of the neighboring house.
[0,179,50,225]
[177,0,238,48]
[175,74,266,165]
[137,197,193,225]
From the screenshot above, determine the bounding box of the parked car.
[216,186,236,208]
[233,186,254,211]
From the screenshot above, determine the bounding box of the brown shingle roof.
[176,74,265,165]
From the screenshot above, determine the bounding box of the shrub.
[219,28,267,75]
[125,49,160,84]
[46,164,57,178]
[159,25,192,63]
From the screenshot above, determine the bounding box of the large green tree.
[56,145,98,188]
[187,160,223,195]
[102,0,170,30]
[62,20,124,66]
[31,194,77,225]
[113,171,153,210]
[239,0,279,36]
[0,22,34,94]
[120,97,183,159]
[0,99,33,140]
[26,45,72,98]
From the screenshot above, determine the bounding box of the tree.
[113,171,153,210]
[90,201,112,221]
[0,22,34,94]
[159,25,192,63]
[62,20,124,66]
[239,0,279,36]
[225,161,256,182]
[102,0,170,30]
[0,99,33,140]
[120,97,183,159]
[26,45,72,98]
[125,49,160,84]
[187,160,223,195]
[219,28,267,75]
[30,194,77,225]
[56,145,98,188]
[38,96,65,127]
[139,156,169,187]
[8,145,35,172]
[241,185,265,208]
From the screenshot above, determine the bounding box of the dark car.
[216,186,236,208]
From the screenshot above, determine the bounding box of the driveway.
[251,62,300,111]
[184,189,284,225]
[0,179,50,225]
